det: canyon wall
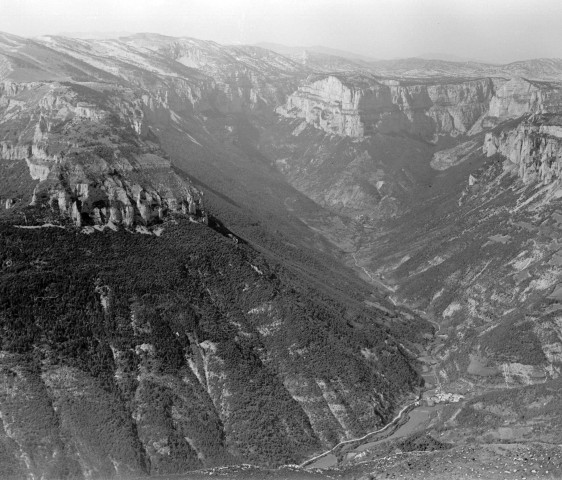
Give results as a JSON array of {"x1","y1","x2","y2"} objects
[
  {"x1": 484, "y1": 115, "x2": 562, "y2": 190},
  {"x1": 278, "y1": 75, "x2": 562, "y2": 139},
  {"x1": 0, "y1": 82, "x2": 203, "y2": 227}
]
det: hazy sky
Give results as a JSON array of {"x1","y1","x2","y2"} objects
[{"x1": 2, "y1": 0, "x2": 562, "y2": 63}]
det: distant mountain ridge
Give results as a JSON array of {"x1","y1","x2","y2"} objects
[
  {"x1": 2, "y1": 31, "x2": 562, "y2": 80},
  {"x1": 255, "y1": 42, "x2": 378, "y2": 62},
  {"x1": 255, "y1": 40, "x2": 562, "y2": 80}
]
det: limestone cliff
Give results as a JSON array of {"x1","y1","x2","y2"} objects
[
  {"x1": 484, "y1": 114, "x2": 562, "y2": 191},
  {"x1": 278, "y1": 74, "x2": 562, "y2": 138},
  {"x1": 0, "y1": 81, "x2": 203, "y2": 227}
]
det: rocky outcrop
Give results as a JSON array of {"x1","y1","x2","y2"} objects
[
  {"x1": 427, "y1": 80, "x2": 493, "y2": 135},
  {"x1": 277, "y1": 74, "x2": 377, "y2": 137},
  {"x1": 484, "y1": 114, "x2": 562, "y2": 189},
  {"x1": 0, "y1": 81, "x2": 203, "y2": 227},
  {"x1": 278, "y1": 75, "x2": 562, "y2": 138},
  {"x1": 46, "y1": 173, "x2": 199, "y2": 228}
]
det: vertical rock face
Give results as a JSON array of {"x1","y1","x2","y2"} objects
[
  {"x1": 278, "y1": 74, "x2": 562, "y2": 138},
  {"x1": 426, "y1": 79, "x2": 494, "y2": 135},
  {"x1": 277, "y1": 74, "x2": 391, "y2": 137},
  {"x1": 0, "y1": 81, "x2": 203, "y2": 227},
  {"x1": 484, "y1": 114, "x2": 562, "y2": 189},
  {"x1": 486, "y1": 78, "x2": 562, "y2": 120},
  {"x1": 488, "y1": 78, "x2": 542, "y2": 118}
]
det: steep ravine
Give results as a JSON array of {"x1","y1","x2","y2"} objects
[
  {"x1": 342, "y1": 112, "x2": 562, "y2": 450},
  {"x1": 263, "y1": 73, "x2": 562, "y2": 226},
  {"x1": 267, "y1": 72, "x2": 562, "y2": 454},
  {"x1": 0, "y1": 36, "x2": 434, "y2": 478},
  {"x1": 4, "y1": 30, "x2": 562, "y2": 478}
]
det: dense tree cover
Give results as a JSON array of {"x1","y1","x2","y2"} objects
[
  {"x1": 397, "y1": 432, "x2": 452, "y2": 452},
  {"x1": 0, "y1": 216, "x2": 428, "y2": 468},
  {"x1": 456, "y1": 405, "x2": 504, "y2": 430},
  {"x1": 454, "y1": 379, "x2": 562, "y2": 444},
  {"x1": 462, "y1": 379, "x2": 562, "y2": 422},
  {"x1": 481, "y1": 319, "x2": 547, "y2": 365}
]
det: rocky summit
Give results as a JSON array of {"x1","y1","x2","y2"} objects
[{"x1": 1, "y1": 31, "x2": 562, "y2": 480}]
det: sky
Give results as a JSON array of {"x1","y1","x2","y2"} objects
[{"x1": 1, "y1": 0, "x2": 562, "y2": 63}]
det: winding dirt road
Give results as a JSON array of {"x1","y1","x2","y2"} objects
[
  {"x1": 295, "y1": 250, "x2": 446, "y2": 470},
  {"x1": 299, "y1": 398, "x2": 421, "y2": 468}
]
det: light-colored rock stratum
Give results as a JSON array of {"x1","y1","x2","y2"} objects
[
  {"x1": 0, "y1": 81, "x2": 203, "y2": 227},
  {"x1": 278, "y1": 74, "x2": 562, "y2": 138}
]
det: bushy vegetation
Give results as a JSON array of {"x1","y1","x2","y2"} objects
[
  {"x1": 397, "y1": 431, "x2": 452, "y2": 452},
  {"x1": 468, "y1": 379, "x2": 562, "y2": 421},
  {"x1": 480, "y1": 319, "x2": 547, "y2": 365},
  {"x1": 455, "y1": 380, "x2": 562, "y2": 441},
  {"x1": 0, "y1": 216, "x2": 427, "y2": 470},
  {"x1": 456, "y1": 404, "x2": 503, "y2": 429}
]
